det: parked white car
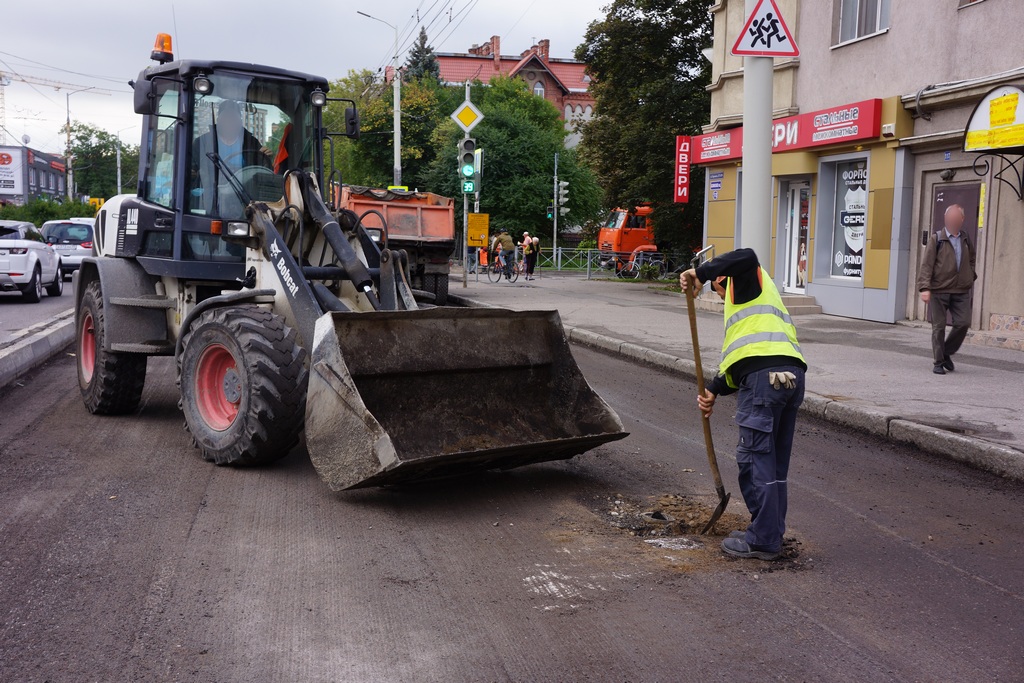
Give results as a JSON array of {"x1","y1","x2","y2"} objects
[
  {"x1": 41, "y1": 218, "x2": 94, "y2": 278},
  {"x1": 0, "y1": 220, "x2": 63, "y2": 302}
]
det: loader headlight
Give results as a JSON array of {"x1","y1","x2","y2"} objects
[
  {"x1": 194, "y1": 76, "x2": 213, "y2": 95},
  {"x1": 365, "y1": 228, "x2": 382, "y2": 243},
  {"x1": 311, "y1": 89, "x2": 327, "y2": 107},
  {"x1": 226, "y1": 221, "x2": 251, "y2": 237}
]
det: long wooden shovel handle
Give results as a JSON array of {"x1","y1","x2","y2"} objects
[{"x1": 685, "y1": 285, "x2": 727, "y2": 495}]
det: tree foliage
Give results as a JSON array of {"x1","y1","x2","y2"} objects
[
  {"x1": 0, "y1": 198, "x2": 96, "y2": 225},
  {"x1": 576, "y1": 0, "x2": 712, "y2": 250},
  {"x1": 421, "y1": 76, "x2": 603, "y2": 237},
  {"x1": 404, "y1": 28, "x2": 440, "y2": 82},
  {"x1": 66, "y1": 122, "x2": 140, "y2": 200}
]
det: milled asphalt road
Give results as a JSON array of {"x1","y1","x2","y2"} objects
[{"x1": 2, "y1": 349, "x2": 1021, "y2": 682}]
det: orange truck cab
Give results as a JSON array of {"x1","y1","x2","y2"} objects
[
  {"x1": 337, "y1": 185, "x2": 455, "y2": 304},
  {"x1": 598, "y1": 206, "x2": 656, "y2": 268}
]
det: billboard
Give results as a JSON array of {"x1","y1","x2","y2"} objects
[{"x1": 0, "y1": 147, "x2": 24, "y2": 197}]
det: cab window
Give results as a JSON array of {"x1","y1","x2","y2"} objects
[{"x1": 143, "y1": 82, "x2": 180, "y2": 208}]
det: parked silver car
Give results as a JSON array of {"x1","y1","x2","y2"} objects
[
  {"x1": 0, "y1": 220, "x2": 63, "y2": 302},
  {"x1": 41, "y1": 218, "x2": 94, "y2": 278}
]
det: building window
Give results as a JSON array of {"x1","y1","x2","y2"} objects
[
  {"x1": 836, "y1": 0, "x2": 890, "y2": 44},
  {"x1": 58, "y1": 176, "x2": 64, "y2": 192},
  {"x1": 48, "y1": 173, "x2": 55, "y2": 190},
  {"x1": 533, "y1": 81, "x2": 545, "y2": 98}
]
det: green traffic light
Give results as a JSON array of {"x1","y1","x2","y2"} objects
[{"x1": 461, "y1": 163, "x2": 475, "y2": 177}]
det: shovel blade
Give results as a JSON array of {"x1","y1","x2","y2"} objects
[{"x1": 700, "y1": 491, "x2": 731, "y2": 535}]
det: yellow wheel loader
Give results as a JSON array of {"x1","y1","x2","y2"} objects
[{"x1": 74, "y1": 35, "x2": 626, "y2": 490}]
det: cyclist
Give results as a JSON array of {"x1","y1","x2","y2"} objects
[{"x1": 491, "y1": 229, "x2": 516, "y2": 279}]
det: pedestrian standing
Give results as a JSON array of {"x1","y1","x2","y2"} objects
[
  {"x1": 917, "y1": 204, "x2": 977, "y2": 375},
  {"x1": 521, "y1": 232, "x2": 536, "y2": 280},
  {"x1": 528, "y1": 236, "x2": 541, "y2": 279},
  {"x1": 681, "y1": 248, "x2": 807, "y2": 561}
]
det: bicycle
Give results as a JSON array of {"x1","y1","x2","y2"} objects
[
  {"x1": 486, "y1": 251, "x2": 519, "y2": 283},
  {"x1": 618, "y1": 251, "x2": 667, "y2": 280}
]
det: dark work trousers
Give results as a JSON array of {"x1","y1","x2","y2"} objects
[
  {"x1": 929, "y1": 291, "x2": 971, "y2": 364},
  {"x1": 734, "y1": 366, "x2": 805, "y2": 553},
  {"x1": 526, "y1": 252, "x2": 537, "y2": 275}
]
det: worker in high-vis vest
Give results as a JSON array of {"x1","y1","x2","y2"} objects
[{"x1": 681, "y1": 248, "x2": 807, "y2": 561}]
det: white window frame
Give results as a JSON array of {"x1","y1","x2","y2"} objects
[
  {"x1": 834, "y1": 0, "x2": 891, "y2": 46},
  {"x1": 533, "y1": 81, "x2": 545, "y2": 98}
]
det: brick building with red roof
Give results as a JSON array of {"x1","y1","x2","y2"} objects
[{"x1": 435, "y1": 36, "x2": 594, "y2": 147}]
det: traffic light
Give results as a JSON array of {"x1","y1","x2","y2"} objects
[
  {"x1": 458, "y1": 138, "x2": 476, "y2": 180},
  {"x1": 546, "y1": 205, "x2": 554, "y2": 219},
  {"x1": 557, "y1": 180, "x2": 569, "y2": 207}
]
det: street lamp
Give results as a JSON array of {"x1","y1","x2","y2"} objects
[
  {"x1": 357, "y1": 10, "x2": 402, "y2": 187},
  {"x1": 115, "y1": 125, "x2": 135, "y2": 195},
  {"x1": 65, "y1": 86, "x2": 95, "y2": 200}
]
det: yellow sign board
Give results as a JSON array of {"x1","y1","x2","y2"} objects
[
  {"x1": 964, "y1": 86, "x2": 1024, "y2": 153},
  {"x1": 451, "y1": 100, "x2": 484, "y2": 134},
  {"x1": 467, "y1": 213, "x2": 489, "y2": 247}
]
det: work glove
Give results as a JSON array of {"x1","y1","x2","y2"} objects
[{"x1": 769, "y1": 371, "x2": 797, "y2": 390}]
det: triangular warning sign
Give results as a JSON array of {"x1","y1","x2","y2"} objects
[{"x1": 731, "y1": 0, "x2": 799, "y2": 57}]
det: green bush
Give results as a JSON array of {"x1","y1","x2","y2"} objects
[
  {"x1": 0, "y1": 199, "x2": 96, "y2": 227},
  {"x1": 638, "y1": 263, "x2": 662, "y2": 280}
]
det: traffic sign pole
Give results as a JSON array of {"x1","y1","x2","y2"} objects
[{"x1": 732, "y1": 0, "x2": 799, "y2": 268}]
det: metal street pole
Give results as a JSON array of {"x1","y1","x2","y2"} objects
[
  {"x1": 741, "y1": 0, "x2": 773, "y2": 265},
  {"x1": 357, "y1": 11, "x2": 401, "y2": 186},
  {"x1": 65, "y1": 86, "x2": 95, "y2": 200},
  {"x1": 462, "y1": 81, "x2": 470, "y2": 289},
  {"x1": 553, "y1": 152, "x2": 559, "y2": 270}
]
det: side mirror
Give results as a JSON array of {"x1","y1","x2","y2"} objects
[
  {"x1": 133, "y1": 79, "x2": 156, "y2": 115},
  {"x1": 345, "y1": 106, "x2": 360, "y2": 139}
]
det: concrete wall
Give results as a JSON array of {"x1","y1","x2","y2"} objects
[{"x1": 794, "y1": 0, "x2": 1024, "y2": 112}]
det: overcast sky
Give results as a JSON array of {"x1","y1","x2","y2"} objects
[{"x1": 1, "y1": 0, "x2": 607, "y2": 154}]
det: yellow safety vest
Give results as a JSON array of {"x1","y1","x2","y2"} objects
[{"x1": 720, "y1": 267, "x2": 805, "y2": 388}]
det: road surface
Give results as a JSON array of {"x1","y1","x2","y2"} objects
[
  {"x1": 0, "y1": 287, "x2": 72, "y2": 345},
  {"x1": 1, "y1": 346, "x2": 1021, "y2": 682}
]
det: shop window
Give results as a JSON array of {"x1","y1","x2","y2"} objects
[
  {"x1": 835, "y1": 0, "x2": 890, "y2": 44},
  {"x1": 827, "y1": 158, "x2": 868, "y2": 279}
]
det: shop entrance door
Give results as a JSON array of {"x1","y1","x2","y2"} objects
[{"x1": 783, "y1": 183, "x2": 811, "y2": 293}]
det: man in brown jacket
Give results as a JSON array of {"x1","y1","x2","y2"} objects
[{"x1": 917, "y1": 204, "x2": 977, "y2": 375}]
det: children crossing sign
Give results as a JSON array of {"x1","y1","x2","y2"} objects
[{"x1": 731, "y1": 0, "x2": 799, "y2": 57}]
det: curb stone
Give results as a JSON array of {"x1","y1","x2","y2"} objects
[
  {"x1": 0, "y1": 311, "x2": 76, "y2": 390},
  {"x1": 452, "y1": 293, "x2": 1024, "y2": 482}
]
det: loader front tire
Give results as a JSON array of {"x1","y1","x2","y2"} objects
[
  {"x1": 178, "y1": 305, "x2": 307, "y2": 466},
  {"x1": 77, "y1": 280, "x2": 148, "y2": 414}
]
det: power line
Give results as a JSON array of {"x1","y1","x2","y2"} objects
[
  {"x1": 0, "y1": 50, "x2": 127, "y2": 85},
  {"x1": 433, "y1": 0, "x2": 482, "y2": 52}
]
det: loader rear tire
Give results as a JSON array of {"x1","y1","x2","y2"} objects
[
  {"x1": 77, "y1": 280, "x2": 148, "y2": 414},
  {"x1": 178, "y1": 305, "x2": 307, "y2": 466}
]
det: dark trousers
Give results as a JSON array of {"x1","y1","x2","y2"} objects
[
  {"x1": 928, "y1": 291, "x2": 971, "y2": 364},
  {"x1": 526, "y1": 253, "x2": 537, "y2": 275},
  {"x1": 734, "y1": 366, "x2": 805, "y2": 553}
]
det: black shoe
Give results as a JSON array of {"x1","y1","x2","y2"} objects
[
  {"x1": 721, "y1": 537, "x2": 780, "y2": 561},
  {"x1": 933, "y1": 364, "x2": 946, "y2": 375},
  {"x1": 942, "y1": 357, "x2": 955, "y2": 372}
]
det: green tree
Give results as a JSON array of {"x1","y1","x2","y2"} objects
[
  {"x1": 404, "y1": 28, "x2": 440, "y2": 82},
  {"x1": 422, "y1": 76, "x2": 603, "y2": 237},
  {"x1": 323, "y1": 69, "x2": 378, "y2": 185},
  {"x1": 576, "y1": 0, "x2": 712, "y2": 250},
  {"x1": 65, "y1": 122, "x2": 140, "y2": 200}
]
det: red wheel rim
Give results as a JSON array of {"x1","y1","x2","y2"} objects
[
  {"x1": 195, "y1": 343, "x2": 241, "y2": 431},
  {"x1": 80, "y1": 311, "x2": 96, "y2": 383}
]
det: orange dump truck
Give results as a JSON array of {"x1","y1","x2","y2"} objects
[
  {"x1": 598, "y1": 205, "x2": 656, "y2": 270},
  {"x1": 339, "y1": 186, "x2": 456, "y2": 304}
]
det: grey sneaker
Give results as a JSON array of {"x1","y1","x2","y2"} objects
[
  {"x1": 933, "y1": 364, "x2": 946, "y2": 375},
  {"x1": 728, "y1": 530, "x2": 746, "y2": 540},
  {"x1": 721, "y1": 537, "x2": 780, "y2": 561}
]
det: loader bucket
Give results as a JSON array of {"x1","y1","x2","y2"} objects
[{"x1": 304, "y1": 308, "x2": 628, "y2": 490}]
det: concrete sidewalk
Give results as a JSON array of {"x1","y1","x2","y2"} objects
[{"x1": 451, "y1": 270, "x2": 1024, "y2": 478}]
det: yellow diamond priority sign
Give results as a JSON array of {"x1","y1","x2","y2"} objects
[{"x1": 451, "y1": 100, "x2": 484, "y2": 134}]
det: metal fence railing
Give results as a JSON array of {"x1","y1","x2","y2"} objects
[{"x1": 457, "y1": 247, "x2": 695, "y2": 282}]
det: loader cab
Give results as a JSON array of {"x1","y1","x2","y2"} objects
[{"x1": 126, "y1": 51, "x2": 331, "y2": 281}]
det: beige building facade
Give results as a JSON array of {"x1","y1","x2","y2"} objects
[{"x1": 697, "y1": 0, "x2": 1024, "y2": 333}]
